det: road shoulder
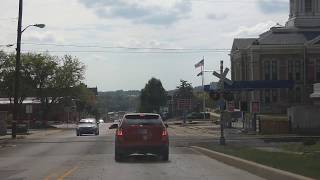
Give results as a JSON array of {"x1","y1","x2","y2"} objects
[{"x1": 191, "y1": 146, "x2": 313, "y2": 180}]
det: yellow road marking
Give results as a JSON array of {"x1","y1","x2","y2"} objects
[{"x1": 56, "y1": 166, "x2": 79, "y2": 180}]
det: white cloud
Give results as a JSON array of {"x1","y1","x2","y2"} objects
[
  {"x1": 78, "y1": 0, "x2": 192, "y2": 25},
  {"x1": 23, "y1": 31, "x2": 64, "y2": 44},
  {"x1": 0, "y1": 0, "x2": 292, "y2": 91},
  {"x1": 226, "y1": 21, "x2": 276, "y2": 37}
]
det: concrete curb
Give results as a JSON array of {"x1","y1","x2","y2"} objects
[{"x1": 190, "y1": 146, "x2": 314, "y2": 180}]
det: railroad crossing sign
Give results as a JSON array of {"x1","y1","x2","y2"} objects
[{"x1": 213, "y1": 68, "x2": 233, "y2": 88}]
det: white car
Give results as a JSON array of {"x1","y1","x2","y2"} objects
[
  {"x1": 76, "y1": 118, "x2": 99, "y2": 136},
  {"x1": 99, "y1": 119, "x2": 104, "y2": 123}
]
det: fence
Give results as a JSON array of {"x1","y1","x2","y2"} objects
[{"x1": 226, "y1": 112, "x2": 289, "y2": 135}]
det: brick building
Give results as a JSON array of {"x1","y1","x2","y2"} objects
[{"x1": 230, "y1": 0, "x2": 320, "y2": 113}]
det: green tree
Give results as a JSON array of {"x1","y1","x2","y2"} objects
[
  {"x1": 139, "y1": 78, "x2": 167, "y2": 113},
  {"x1": 175, "y1": 79, "x2": 193, "y2": 99},
  {"x1": 72, "y1": 84, "x2": 97, "y2": 118},
  {"x1": 0, "y1": 53, "x2": 34, "y2": 104},
  {"x1": 0, "y1": 52, "x2": 90, "y2": 121}
]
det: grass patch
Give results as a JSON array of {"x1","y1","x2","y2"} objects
[
  {"x1": 200, "y1": 143, "x2": 320, "y2": 179},
  {"x1": 281, "y1": 142, "x2": 320, "y2": 154}
]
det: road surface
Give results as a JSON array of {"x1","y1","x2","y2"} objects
[{"x1": 0, "y1": 123, "x2": 264, "y2": 180}]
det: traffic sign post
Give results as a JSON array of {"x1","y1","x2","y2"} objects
[{"x1": 213, "y1": 60, "x2": 233, "y2": 145}]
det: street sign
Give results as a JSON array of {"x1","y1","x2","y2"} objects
[
  {"x1": 230, "y1": 111, "x2": 243, "y2": 119},
  {"x1": 227, "y1": 101, "x2": 235, "y2": 112}
]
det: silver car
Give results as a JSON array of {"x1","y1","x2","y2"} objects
[{"x1": 76, "y1": 118, "x2": 99, "y2": 136}]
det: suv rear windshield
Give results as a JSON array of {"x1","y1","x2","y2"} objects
[
  {"x1": 123, "y1": 115, "x2": 162, "y2": 125},
  {"x1": 79, "y1": 119, "x2": 96, "y2": 124}
]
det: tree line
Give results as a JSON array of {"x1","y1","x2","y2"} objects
[{"x1": 0, "y1": 51, "x2": 96, "y2": 121}]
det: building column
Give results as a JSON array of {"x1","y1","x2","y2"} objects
[
  {"x1": 250, "y1": 51, "x2": 261, "y2": 102},
  {"x1": 316, "y1": 0, "x2": 320, "y2": 15}
]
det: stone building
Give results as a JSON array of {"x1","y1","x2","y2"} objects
[{"x1": 230, "y1": 0, "x2": 320, "y2": 113}]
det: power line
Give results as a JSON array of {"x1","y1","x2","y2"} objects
[
  {"x1": 22, "y1": 42, "x2": 231, "y2": 51},
  {"x1": 21, "y1": 49, "x2": 229, "y2": 54}
]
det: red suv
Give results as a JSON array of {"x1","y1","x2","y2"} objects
[{"x1": 109, "y1": 113, "x2": 169, "y2": 161}]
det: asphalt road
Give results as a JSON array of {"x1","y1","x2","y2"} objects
[{"x1": 0, "y1": 123, "x2": 264, "y2": 180}]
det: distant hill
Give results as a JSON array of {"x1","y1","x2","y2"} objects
[
  {"x1": 97, "y1": 90, "x2": 140, "y2": 115},
  {"x1": 98, "y1": 90, "x2": 140, "y2": 97}
]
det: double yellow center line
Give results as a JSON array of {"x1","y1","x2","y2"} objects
[{"x1": 44, "y1": 166, "x2": 79, "y2": 180}]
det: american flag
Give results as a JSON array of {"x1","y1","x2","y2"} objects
[{"x1": 194, "y1": 59, "x2": 204, "y2": 69}]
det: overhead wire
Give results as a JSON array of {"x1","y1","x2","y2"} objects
[
  {"x1": 21, "y1": 50, "x2": 229, "y2": 54},
  {"x1": 20, "y1": 42, "x2": 231, "y2": 54},
  {"x1": 22, "y1": 42, "x2": 230, "y2": 51}
]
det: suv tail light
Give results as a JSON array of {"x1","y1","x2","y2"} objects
[
  {"x1": 162, "y1": 130, "x2": 168, "y2": 136},
  {"x1": 162, "y1": 129, "x2": 168, "y2": 141},
  {"x1": 116, "y1": 129, "x2": 123, "y2": 136}
]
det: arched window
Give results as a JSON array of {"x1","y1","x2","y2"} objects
[{"x1": 305, "y1": 0, "x2": 312, "y2": 13}]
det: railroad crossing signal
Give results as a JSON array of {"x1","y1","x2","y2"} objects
[
  {"x1": 213, "y1": 68, "x2": 233, "y2": 88},
  {"x1": 213, "y1": 60, "x2": 233, "y2": 146}
]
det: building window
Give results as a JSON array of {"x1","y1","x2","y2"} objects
[
  {"x1": 264, "y1": 60, "x2": 277, "y2": 80},
  {"x1": 296, "y1": 87, "x2": 301, "y2": 103},
  {"x1": 288, "y1": 60, "x2": 294, "y2": 80},
  {"x1": 307, "y1": 60, "x2": 315, "y2": 82},
  {"x1": 264, "y1": 61, "x2": 271, "y2": 80},
  {"x1": 288, "y1": 89, "x2": 294, "y2": 103},
  {"x1": 271, "y1": 60, "x2": 278, "y2": 80},
  {"x1": 265, "y1": 89, "x2": 271, "y2": 104},
  {"x1": 272, "y1": 89, "x2": 278, "y2": 102},
  {"x1": 316, "y1": 59, "x2": 320, "y2": 81},
  {"x1": 305, "y1": 0, "x2": 312, "y2": 13},
  {"x1": 295, "y1": 60, "x2": 301, "y2": 81}
]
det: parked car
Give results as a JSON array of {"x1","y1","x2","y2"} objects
[
  {"x1": 160, "y1": 112, "x2": 169, "y2": 121},
  {"x1": 109, "y1": 113, "x2": 169, "y2": 161},
  {"x1": 76, "y1": 118, "x2": 99, "y2": 136},
  {"x1": 186, "y1": 112, "x2": 210, "y2": 119}
]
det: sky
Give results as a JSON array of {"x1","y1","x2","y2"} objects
[{"x1": 0, "y1": 0, "x2": 289, "y2": 91}]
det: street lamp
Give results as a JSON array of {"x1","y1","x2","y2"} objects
[
  {"x1": 22, "y1": 24, "x2": 45, "y2": 33},
  {"x1": 12, "y1": 0, "x2": 45, "y2": 139}
]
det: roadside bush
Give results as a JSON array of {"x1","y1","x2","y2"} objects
[{"x1": 302, "y1": 139, "x2": 317, "y2": 146}]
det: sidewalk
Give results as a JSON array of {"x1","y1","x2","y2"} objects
[{"x1": 0, "y1": 128, "x2": 65, "y2": 143}]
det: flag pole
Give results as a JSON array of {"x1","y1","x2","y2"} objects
[{"x1": 202, "y1": 56, "x2": 206, "y2": 120}]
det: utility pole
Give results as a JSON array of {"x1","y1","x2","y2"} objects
[
  {"x1": 202, "y1": 56, "x2": 206, "y2": 121},
  {"x1": 13, "y1": 0, "x2": 23, "y2": 139},
  {"x1": 219, "y1": 60, "x2": 226, "y2": 145}
]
